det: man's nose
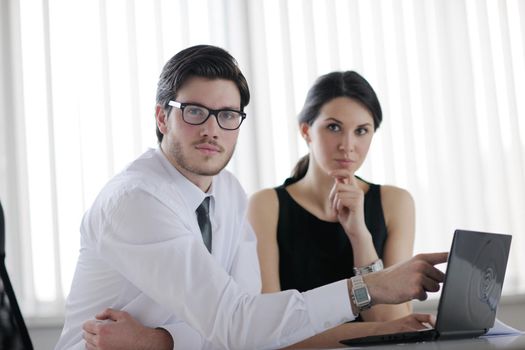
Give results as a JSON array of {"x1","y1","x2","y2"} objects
[{"x1": 199, "y1": 114, "x2": 220, "y2": 138}]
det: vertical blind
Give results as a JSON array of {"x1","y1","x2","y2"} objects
[{"x1": 0, "y1": 0, "x2": 524, "y2": 318}]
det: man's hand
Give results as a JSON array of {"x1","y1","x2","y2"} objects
[
  {"x1": 363, "y1": 252, "x2": 448, "y2": 305},
  {"x1": 82, "y1": 308, "x2": 173, "y2": 350},
  {"x1": 375, "y1": 313, "x2": 435, "y2": 335}
]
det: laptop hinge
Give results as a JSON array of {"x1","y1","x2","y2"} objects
[{"x1": 439, "y1": 329, "x2": 487, "y2": 340}]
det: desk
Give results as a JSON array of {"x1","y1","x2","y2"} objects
[{"x1": 333, "y1": 334, "x2": 525, "y2": 349}]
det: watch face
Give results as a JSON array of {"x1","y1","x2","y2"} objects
[{"x1": 354, "y1": 287, "x2": 369, "y2": 303}]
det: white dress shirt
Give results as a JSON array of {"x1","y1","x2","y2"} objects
[{"x1": 55, "y1": 148, "x2": 355, "y2": 350}]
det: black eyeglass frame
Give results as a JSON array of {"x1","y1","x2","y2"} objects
[{"x1": 167, "y1": 100, "x2": 246, "y2": 130}]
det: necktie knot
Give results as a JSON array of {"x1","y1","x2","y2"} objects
[
  {"x1": 196, "y1": 197, "x2": 212, "y2": 253},
  {"x1": 196, "y1": 196, "x2": 210, "y2": 216}
]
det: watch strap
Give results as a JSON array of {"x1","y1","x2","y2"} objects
[{"x1": 353, "y1": 258, "x2": 384, "y2": 276}]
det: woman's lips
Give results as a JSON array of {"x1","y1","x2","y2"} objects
[{"x1": 335, "y1": 159, "x2": 356, "y2": 167}]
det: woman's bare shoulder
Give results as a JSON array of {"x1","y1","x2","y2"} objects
[
  {"x1": 249, "y1": 188, "x2": 279, "y2": 208},
  {"x1": 380, "y1": 185, "x2": 413, "y2": 204}
]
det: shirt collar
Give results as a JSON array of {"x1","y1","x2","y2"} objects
[{"x1": 155, "y1": 146, "x2": 215, "y2": 212}]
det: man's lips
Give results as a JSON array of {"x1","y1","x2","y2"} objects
[{"x1": 195, "y1": 143, "x2": 222, "y2": 154}]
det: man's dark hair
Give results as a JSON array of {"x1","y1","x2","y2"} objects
[{"x1": 155, "y1": 45, "x2": 250, "y2": 143}]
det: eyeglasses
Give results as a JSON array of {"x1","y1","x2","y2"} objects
[{"x1": 168, "y1": 101, "x2": 246, "y2": 130}]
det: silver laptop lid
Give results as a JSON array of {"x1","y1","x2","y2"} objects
[{"x1": 435, "y1": 230, "x2": 512, "y2": 335}]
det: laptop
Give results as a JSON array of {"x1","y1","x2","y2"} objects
[{"x1": 340, "y1": 229, "x2": 512, "y2": 347}]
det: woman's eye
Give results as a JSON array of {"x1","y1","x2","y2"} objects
[
  {"x1": 356, "y1": 127, "x2": 369, "y2": 135},
  {"x1": 327, "y1": 123, "x2": 341, "y2": 132}
]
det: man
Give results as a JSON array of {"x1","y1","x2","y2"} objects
[{"x1": 56, "y1": 45, "x2": 446, "y2": 350}]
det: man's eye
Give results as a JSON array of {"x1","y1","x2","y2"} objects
[
  {"x1": 220, "y1": 111, "x2": 238, "y2": 120},
  {"x1": 187, "y1": 107, "x2": 206, "y2": 116}
]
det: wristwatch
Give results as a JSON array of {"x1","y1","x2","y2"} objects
[
  {"x1": 353, "y1": 259, "x2": 384, "y2": 276},
  {"x1": 351, "y1": 275, "x2": 372, "y2": 312}
]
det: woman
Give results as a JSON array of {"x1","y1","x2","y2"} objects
[{"x1": 248, "y1": 71, "x2": 430, "y2": 348}]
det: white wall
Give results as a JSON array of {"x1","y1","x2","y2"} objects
[{"x1": 28, "y1": 324, "x2": 61, "y2": 350}]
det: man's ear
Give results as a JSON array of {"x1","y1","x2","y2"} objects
[
  {"x1": 300, "y1": 122, "x2": 311, "y2": 143},
  {"x1": 156, "y1": 104, "x2": 168, "y2": 135}
]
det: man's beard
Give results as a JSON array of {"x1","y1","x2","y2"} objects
[{"x1": 169, "y1": 139, "x2": 235, "y2": 176}]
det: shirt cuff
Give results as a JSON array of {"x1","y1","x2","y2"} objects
[
  {"x1": 302, "y1": 279, "x2": 357, "y2": 334},
  {"x1": 160, "y1": 322, "x2": 204, "y2": 350}
]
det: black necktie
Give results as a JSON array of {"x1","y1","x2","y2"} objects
[{"x1": 196, "y1": 197, "x2": 212, "y2": 253}]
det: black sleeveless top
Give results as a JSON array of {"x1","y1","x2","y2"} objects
[{"x1": 275, "y1": 178, "x2": 388, "y2": 293}]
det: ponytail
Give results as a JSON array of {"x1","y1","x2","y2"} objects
[{"x1": 290, "y1": 154, "x2": 309, "y2": 182}]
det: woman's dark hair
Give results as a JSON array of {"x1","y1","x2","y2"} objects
[
  {"x1": 291, "y1": 71, "x2": 382, "y2": 181},
  {"x1": 155, "y1": 45, "x2": 250, "y2": 143}
]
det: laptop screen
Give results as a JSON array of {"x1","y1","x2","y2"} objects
[{"x1": 435, "y1": 230, "x2": 512, "y2": 334}]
